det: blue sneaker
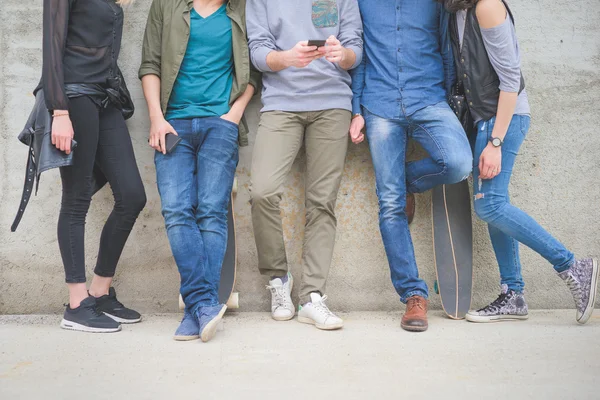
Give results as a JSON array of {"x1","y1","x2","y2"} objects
[
  {"x1": 174, "y1": 311, "x2": 200, "y2": 341},
  {"x1": 196, "y1": 304, "x2": 227, "y2": 342}
]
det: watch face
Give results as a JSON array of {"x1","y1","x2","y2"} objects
[{"x1": 492, "y1": 138, "x2": 502, "y2": 147}]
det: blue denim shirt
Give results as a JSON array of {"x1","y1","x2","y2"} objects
[{"x1": 351, "y1": 0, "x2": 456, "y2": 118}]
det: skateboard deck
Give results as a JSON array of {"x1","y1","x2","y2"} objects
[
  {"x1": 178, "y1": 179, "x2": 239, "y2": 311},
  {"x1": 432, "y1": 180, "x2": 473, "y2": 320}
]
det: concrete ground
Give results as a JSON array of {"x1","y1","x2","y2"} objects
[{"x1": 1, "y1": 311, "x2": 599, "y2": 400}]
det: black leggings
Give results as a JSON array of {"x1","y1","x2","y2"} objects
[{"x1": 59, "y1": 96, "x2": 146, "y2": 283}]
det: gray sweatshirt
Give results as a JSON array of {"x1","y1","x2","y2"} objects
[{"x1": 246, "y1": 0, "x2": 363, "y2": 113}]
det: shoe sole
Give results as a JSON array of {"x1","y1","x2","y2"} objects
[
  {"x1": 400, "y1": 322, "x2": 428, "y2": 332},
  {"x1": 297, "y1": 316, "x2": 343, "y2": 330},
  {"x1": 465, "y1": 313, "x2": 529, "y2": 323},
  {"x1": 60, "y1": 319, "x2": 121, "y2": 333},
  {"x1": 103, "y1": 313, "x2": 142, "y2": 324},
  {"x1": 578, "y1": 258, "x2": 599, "y2": 325},
  {"x1": 173, "y1": 334, "x2": 200, "y2": 342},
  {"x1": 271, "y1": 275, "x2": 295, "y2": 322},
  {"x1": 200, "y1": 305, "x2": 228, "y2": 342}
]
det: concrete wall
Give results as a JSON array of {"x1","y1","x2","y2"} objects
[{"x1": 1, "y1": 1, "x2": 599, "y2": 314}]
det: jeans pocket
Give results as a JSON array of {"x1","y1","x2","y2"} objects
[{"x1": 312, "y1": 0, "x2": 339, "y2": 28}]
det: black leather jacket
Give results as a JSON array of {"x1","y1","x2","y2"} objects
[{"x1": 449, "y1": 0, "x2": 525, "y2": 123}]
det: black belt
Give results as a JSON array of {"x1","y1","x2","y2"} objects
[{"x1": 11, "y1": 130, "x2": 38, "y2": 232}]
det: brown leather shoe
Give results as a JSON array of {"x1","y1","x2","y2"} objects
[
  {"x1": 406, "y1": 193, "x2": 416, "y2": 225},
  {"x1": 401, "y1": 296, "x2": 428, "y2": 332}
]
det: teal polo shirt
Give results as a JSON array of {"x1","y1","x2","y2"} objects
[{"x1": 166, "y1": 5, "x2": 234, "y2": 120}]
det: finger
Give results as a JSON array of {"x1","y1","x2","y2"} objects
[
  {"x1": 65, "y1": 138, "x2": 71, "y2": 155},
  {"x1": 59, "y1": 136, "x2": 67, "y2": 152},
  {"x1": 159, "y1": 133, "x2": 167, "y2": 155},
  {"x1": 299, "y1": 45, "x2": 318, "y2": 53},
  {"x1": 478, "y1": 157, "x2": 484, "y2": 177},
  {"x1": 167, "y1": 124, "x2": 178, "y2": 136},
  {"x1": 52, "y1": 132, "x2": 56, "y2": 146},
  {"x1": 358, "y1": 134, "x2": 365, "y2": 143}
]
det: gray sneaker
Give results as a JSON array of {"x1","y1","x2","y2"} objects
[
  {"x1": 466, "y1": 284, "x2": 528, "y2": 323},
  {"x1": 558, "y1": 258, "x2": 599, "y2": 324}
]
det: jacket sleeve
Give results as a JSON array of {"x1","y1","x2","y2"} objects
[
  {"x1": 246, "y1": 0, "x2": 277, "y2": 73},
  {"x1": 139, "y1": 0, "x2": 163, "y2": 79},
  {"x1": 42, "y1": 0, "x2": 72, "y2": 112},
  {"x1": 338, "y1": 0, "x2": 363, "y2": 70},
  {"x1": 439, "y1": 7, "x2": 456, "y2": 97}
]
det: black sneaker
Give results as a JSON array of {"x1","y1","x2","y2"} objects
[
  {"x1": 60, "y1": 296, "x2": 121, "y2": 333},
  {"x1": 95, "y1": 287, "x2": 142, "y2": 324}
]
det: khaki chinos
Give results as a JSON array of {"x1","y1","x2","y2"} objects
[{"x1": 250, "y1": 109, "x2": 351, "y2": 304}]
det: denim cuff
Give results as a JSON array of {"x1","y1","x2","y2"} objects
[{"x1": 400, "y1": 290, "x2": 429, "y2": 304}]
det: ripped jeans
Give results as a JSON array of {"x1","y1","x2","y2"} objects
[{"x1": 473, "y1": 115, "x2": 574, "y2": 292}]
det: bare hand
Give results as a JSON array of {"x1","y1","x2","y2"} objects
[
  {"x1": 51, "y1": 114, "x2": 75, "y2": 155},
  {"x1": 349, "y1": 115, "x2": 365, "y2": 144},
  {"x1": 321, "y1": 35, "x2": 346, "y2": 64},
  {"x1": 149, "y1": 116, "x2": 178, "y2": 155},
  {"x1": 220, "y1": 111, "x2": 242, "y2": 126},
  {"x1": 284, "y1": 41, "x2": 322, "y2": 68},
  {"x1": 479, "y1": 144, "x2": 502, "y2": 179}
]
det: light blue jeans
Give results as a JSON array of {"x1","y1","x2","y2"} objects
[
  {"x1": 364, "y1": 102, "x2": 472, "y2": 302},
  {"x1": 155, "y1": 117, "x2": 239, "y2": 315},
  {"x1": 473, "y1": 115, "x2": 574, "y2": 292}
]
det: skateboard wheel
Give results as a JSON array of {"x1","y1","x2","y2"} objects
[
  {"x1": 232, "y1": 177, "x2": 238, "y2": 195},
  {"x1": 226, "y1": 292, "x2": 239, "y2": 309},
  {"x1": 178, "y1": 294, "x2": 185, "y2": 311},
  {"x1": 434, "y1": 280, "x2": 439, "y2": 295}
]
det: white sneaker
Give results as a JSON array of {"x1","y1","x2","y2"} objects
[
  {"x1": 267, "y1": 272, "x2": 294, "y2": 321},
  {"x1": 297, "y1": 293, "x2": 343, "y2": 330}
]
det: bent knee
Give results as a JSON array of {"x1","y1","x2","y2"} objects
[
  {"x1": 474, "y1": 197, "x2": 505, "y2": 223},
  {"x1": 119, "y1": 190, "x2": 147, "y2": 216},
  {"x1": 444, "y1": 156, "x2": 472, "y2": 184},
  {"x1": 249, "y1": 180, "x2": 282, "y2": 205}
]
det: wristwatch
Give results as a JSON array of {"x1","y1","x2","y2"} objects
[{"x1": 490, "y1": 137, "x2": 503, "y2": 147}]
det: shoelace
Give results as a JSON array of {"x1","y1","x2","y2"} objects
[
  {"x1": 407, "y1": 297, "x2": 425, "y2": 312},
  {"x1": 477, "y1": 292, "x2": 509, "y2": 313},
  {"x1": 564, "y1": 274, "x2": 583, "y2": 309},
  {"x1": 312, "y1": 295, "x2": 335, "y2": 317},
  {"x1": 105, "y1": 296, "x2": 125, "y2": 310},
  {"x1": 266, "y1": 285, "x2": 292, "y2": 310},
  {"x1": 84, "y1": 302, "x2": 105, "y2": 318},
  {"x1": 64, "y1": 301, "x2": 104, "y2": 317}
]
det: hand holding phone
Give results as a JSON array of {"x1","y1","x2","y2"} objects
[
  {"x1": 307, "y1": 39, "x2": 327, "y2": 48},
  {"x1": 284, "y1": 41, "x2": 323, "y2": 68}
]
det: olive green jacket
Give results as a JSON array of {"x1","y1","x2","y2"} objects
[{"x1": 139, "y1": 0, "x2": 260, "y2": 146}]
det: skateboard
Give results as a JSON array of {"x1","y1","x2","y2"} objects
[
  {"x1": 431, "y1": 180, "x2": 473, "y2": 319},
  {"x1": 178, "y1": 178, "x2": 239, "y2": 311}
]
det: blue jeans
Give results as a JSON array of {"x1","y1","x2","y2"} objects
[
  {"x1": 473, "y1": 115, "x2": 574, "y2": 292},
  {"x1": 155, "y1": 117, "x2": 239, "y2": 315},
  {"x1": 364, "y1": 102, "x2": 472, "y2": 302}
]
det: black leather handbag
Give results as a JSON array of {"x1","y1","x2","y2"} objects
[{"x1": 449, "y1": 81, "x2": 476, "y2": 149}]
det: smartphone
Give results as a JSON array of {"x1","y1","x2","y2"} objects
[
  {"x1": 307, "y1": 39, "x2": 326, "y2": 48},
  {"x1": 164, "y1": 133, "x2": 182, "y2": 154},
  {"x1": 147, "y1": 133, "x2": 182, "y2": 154}
]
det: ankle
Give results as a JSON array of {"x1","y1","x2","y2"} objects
[{"x1": 89, "y1": 275, "x2": 112, "y2": 297}]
